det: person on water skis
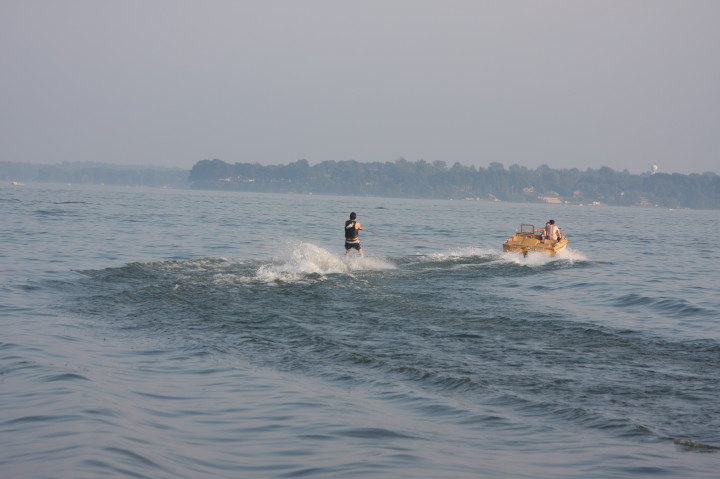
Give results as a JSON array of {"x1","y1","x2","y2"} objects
[{"x1": 344, "y1": 212, "x2": 364, "y2": 257}]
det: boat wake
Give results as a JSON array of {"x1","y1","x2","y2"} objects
[
  {"x1": 75, "y1": 242, "x2": 589, "y2": 291},
  {"x1": 255, "y1": 242, "x2": 397, "y2": 283},
  {"x1": 500, "y1": 246, "x2": 588, "y2": 266}
]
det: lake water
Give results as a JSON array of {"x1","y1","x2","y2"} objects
[{"x1": 1, "y1": 183, "x2": 719, "y2": 478}]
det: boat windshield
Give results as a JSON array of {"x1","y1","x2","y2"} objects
[{"x1": 518, "y1": 224, "x2": 535, "y2": 235}]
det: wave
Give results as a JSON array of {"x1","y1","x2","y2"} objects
[
  {"x1": 611, "y1": 293, "x2": 715, "y2": 319},
  {"x1": 672, "y1": 438, "x2": 720, "y2": 451},
  {"x1": 495, "y1": 247, "x2": 588, "y2": 271},
  {"x1": 76, "y1": 243, "x2": 400, "y2": 288},
  {"x1": 64, "y1": 244, "x2": 720, "y2": 456},
  {"x1": 255, "y1": 242, "x2": 397, "y2": 283},
  {"x1": 76, "y1": 242, "x2": 593, "y2": 290}
]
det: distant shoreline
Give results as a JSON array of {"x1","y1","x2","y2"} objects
[{"x1": 3, "y1": 159, "x2": 718, "y2": 210}]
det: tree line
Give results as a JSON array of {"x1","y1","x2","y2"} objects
[
  {"x1": 4, "y1": 159, "x2": 718, "y2": 209},
  {"x1": 189, "y1": 158, "x2": 720, "y2": 209}
]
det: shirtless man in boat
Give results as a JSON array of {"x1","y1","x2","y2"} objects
[{"x1": 540, "y1": 220, "x2": 562, "y2": 243}]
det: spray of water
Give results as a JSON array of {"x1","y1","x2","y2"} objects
[
  {"x1": 255, "y1": 242, "x2": 396, "y2": 282},
  {"x1": 500, "y1": 247, "x2": 588, "y2": 266}
]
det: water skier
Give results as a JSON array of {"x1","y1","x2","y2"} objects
[{"x1": 344, "y1": 212, "x2": 364, "y2": 257}]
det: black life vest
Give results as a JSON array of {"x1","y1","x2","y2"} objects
[{"x1": 345, "y1": 220, "x2": 359, "y2": 240}]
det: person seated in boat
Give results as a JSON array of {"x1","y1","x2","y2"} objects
[{"x1": 540, "y1": 219, "x2": 562, "y2": 243}]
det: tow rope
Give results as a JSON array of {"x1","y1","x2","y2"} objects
[{"x1": 364, "y1": 230, "x2": 478, "y2": 249}]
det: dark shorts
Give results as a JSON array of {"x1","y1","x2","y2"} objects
[{"x1": 345, "y1": 242, "x2": 361, "y2": 250}]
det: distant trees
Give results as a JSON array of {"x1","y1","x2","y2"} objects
[
  {"x1": 3, "y1": 159, "x2": 717, "y2": 209},
  {"x1": 188, "y1": 159, "x2": 720, "y2": 209}
]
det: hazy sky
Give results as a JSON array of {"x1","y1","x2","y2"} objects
[{"x1": 2, "y1": 1, "x2": 718, "y2": 174}]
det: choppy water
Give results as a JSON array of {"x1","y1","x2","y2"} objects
[{"x1": 1, "y1": 183, "x2": 719, "y2": 478}]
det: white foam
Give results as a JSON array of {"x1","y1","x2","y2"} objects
[
  {"x1": 554, "y1": 247, "x2": 588, "y2": 262},
  {"x1": 415, "y1": 246, "x2": 496, "y2": 262},
  {"x1": 344, "y1": 255, "x2": 397, "y2": 272},
  {"x1": 500, "y1": 246, "x2": 588, "y2": 266},
  {"x1": 255, "y1": 242, "x2": 395, "y2": 283},
  {"x1": 500, "y1": 250, "x2": 546, "y2": 266}
]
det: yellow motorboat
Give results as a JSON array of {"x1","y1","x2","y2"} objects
[{"x1": 502, "y1": 224, "x2": 567, "y2": 257}]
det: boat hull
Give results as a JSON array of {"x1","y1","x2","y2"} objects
[{"x1": 502, "y1": 233, "x2": 567, "y2": 257}]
